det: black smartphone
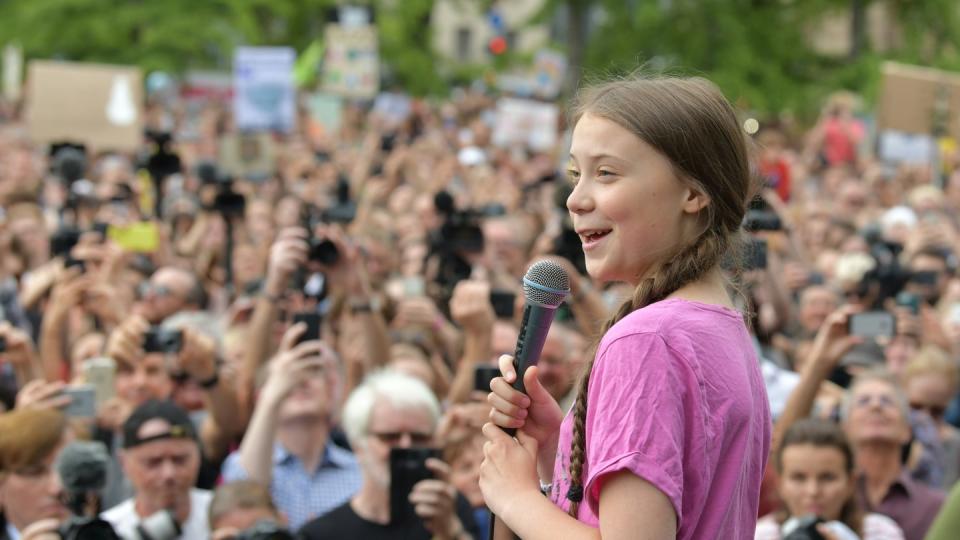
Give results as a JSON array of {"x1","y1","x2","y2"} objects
[
  {"x1": 743, "y1": 210, "x2": 782, "y2": 232},
  {"x1": 0, "y1": 336, "x2": 6, "y2": 352},
  {"x1": 389, "y1": 447, "x2": 441, "y2": 526},
  {"x1": 64, "y1": 255, "x2": 86, "y2": 273},
  {"x1": 293, "y1": 312, "x2": 323, "y2": 345},
  {"x1": 744, "y1": 238, "x2": 768, "y2": 271},
  {"x1": 895, "y1": 291, "x2": 921, "y2": 315},
  {"x1": 848, "y1": 311, "x2": 896, "y2": 339},
  {"x1": 489, "y1": 290, "x2": 516, "y2": 320},
  {"x1": 474, "y1": 365, "x2": 500, "y2": 393},
  {"x1": 909, "y1": 270, "x2": 939, "y2": 286},
  {"x1": 143, "y1": 328, "x2": 184, "y2": 354}
]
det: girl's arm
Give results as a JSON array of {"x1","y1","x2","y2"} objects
[{"x1": 497, "y1": 471, "x2": 676, "y2": 540}]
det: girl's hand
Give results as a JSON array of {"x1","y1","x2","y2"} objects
[
  {"x1": 479, "y1": 423, "x2": 541, "y2": 518},
  {"x1": 487, "y1": 354, "x2": 563, "y2": 446}
]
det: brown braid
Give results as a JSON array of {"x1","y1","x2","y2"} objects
[{"x1": 566, "y1": 231, "x2": 730, "y2": 516}]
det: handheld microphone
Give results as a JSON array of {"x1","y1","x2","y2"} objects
[
  {"x1": 56, "y1": 440, "x2": 110, "y2": 515},
  {"x1": 505, "y1": 260, "x2": 570, "y2": 436}
]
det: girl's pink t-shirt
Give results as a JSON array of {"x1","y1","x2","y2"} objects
[{"x1": 549, "y1": 298, "x2": 771, "y2": 538}]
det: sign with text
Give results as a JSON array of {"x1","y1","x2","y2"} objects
[
  {"x1": 25, "y1": 60, "x2": 143, "y2": 151},
  {"x1": 322, "y1": 24, "x2": 379, "y2": 99},
  {"x1": 234, "y1": 47, "x2": 296, "y2": 133},
  {"x1": 492, "y1": 97, "x2": 559, "y2": 152},
  {"x1": 878, "y1": 62, "x2": 960, "y2": 140}
]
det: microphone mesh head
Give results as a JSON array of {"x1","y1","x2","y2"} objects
[{"x1": 523, "y1": 260, "x2": 571, "y2": 307}]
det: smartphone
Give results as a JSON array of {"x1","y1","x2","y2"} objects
[
  {"x1": 848, "y1": 311, "x2": 896, "y2": 339},
  {"x1": 489, "y1": 290, "x2": 517, "y2": 319},
  {"x1": 107, "y1": 222, "x2": 160, "y2": 253},
  {"x1": 474, "y1": 365, "x2": 500, "y2": 393},
  {"x1": 62, "y1": 385, "x2": 96, "y2": 418},
  {"x1": 909, "y1": 270, "x2": 939, "y2": 286},
  {"x1": 64, "y1": 255, "x2": 86, "y2": 273},
  {"x1": 744, "y1": 238, "x2": 768, "y2": 271},
  {"x1": 82, "y1": 357, "x2": 116, "y2": 408},
  {"x1": 895, "y1": 291, "x2": 921, "y2": 316},
  {"x1": 143, "y1": 328, "x2": 184, "y2": 354},
  {"x1": 743, "y1": 210, "x2": 782, "y2": 232},
  {"x1": 293, "y1": 312, "x2": 323, "y2": 345},
  {"x1": 402, "y1": 276, "x2": 425, "y2": 298},
  {"x1": 389, "y1": 447, "x2": 441, "y2": 526}
]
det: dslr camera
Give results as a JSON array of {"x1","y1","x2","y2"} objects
[{"x1": 143, "y1": 328, "x2": 184, "y2": 354}]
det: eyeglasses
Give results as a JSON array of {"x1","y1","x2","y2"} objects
[
  {"x1": 369, "y1": 431, "x2": 433, "y2": 446},
  {"x1": 910, "y1": 402, "x2": 946, "y2": 420},
  {"x1": 852, "y1": 393, "x2": 898, "y2": 410},
  {"x1": 139, "y1": 282, "x2": 174, "y2": 298}
]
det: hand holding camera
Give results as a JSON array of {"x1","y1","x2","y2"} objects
[
  {"x1": 175, "y1": 328, "x2": 218, "y2": 384},
  {"x1": 805, "y1": 306, "x2": 865, "y2": 375},
  {"x1": 0, "y1": 321, "x2": 37, "y2": 372},
  {"x1": 264, "y1": 227, "x2": 309, "y2": 298},
  {"x1": 260, "y1": 322, "x2": 332, "y2": 405},
  {"x1": 105, "y1": 315, "x2": 151, "y2": 366}
]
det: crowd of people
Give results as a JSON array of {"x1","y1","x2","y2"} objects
[{"x1": 0, "y1": 75, "x2": 958, "y2": 540}]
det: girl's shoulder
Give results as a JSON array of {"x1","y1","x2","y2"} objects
[{"x1": 601, "y1": 298, "x2": 746, "y2": 353}]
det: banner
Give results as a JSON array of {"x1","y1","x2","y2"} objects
[
  {"x1": 25, "y1": 60, "x2": 143, "y2": 151},
  {"x1": 322, "y1": 24, "x2": 379, "y2": 99},
  {"x1": 234, "y1": 47, "x2": 297, "y2": 133},
  {"x1": 492, "y1": 97, "x2": 559, "y2": 152}
]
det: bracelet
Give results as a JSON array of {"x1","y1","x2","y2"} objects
[{"x1": 539, "y1": 480, "x2": 552, "y2": 495}]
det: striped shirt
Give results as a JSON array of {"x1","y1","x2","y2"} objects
[{"x1": 221, "y1": 442, "x2": 362, "y2": 530}]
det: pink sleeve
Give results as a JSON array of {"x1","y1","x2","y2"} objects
[{"x1": 582, "y1": 332, "x2": 698, "y2": 520}]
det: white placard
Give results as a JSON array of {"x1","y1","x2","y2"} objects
[
  {"x1": 492, "y1": 97, "x2": 559, "y2": 152},
  {"x1": 234, "y1": 47, "x2": 297, "y2": 133}
]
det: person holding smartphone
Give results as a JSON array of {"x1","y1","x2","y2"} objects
[
  {"x1": 481, "y1": 75, "x2": 771, "y2": 539},
  {"x1": 298, "y1": 370, "x2": 477, "y2": 540}
]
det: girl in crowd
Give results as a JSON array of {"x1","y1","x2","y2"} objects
[{"x1": 755, "y1": 418, "x2": 904, "y2": 540}]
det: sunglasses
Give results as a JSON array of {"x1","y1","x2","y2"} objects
[
  {"x1": 910, "y1": 402, "x2": 946, "y2": 420},
  {"x1": 369, "y1": 431, "x2": 433, "y2": 447}
]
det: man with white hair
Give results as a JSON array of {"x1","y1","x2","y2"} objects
[{"x1": 299, "y1": 370, "x2": 478, "y2": 540}]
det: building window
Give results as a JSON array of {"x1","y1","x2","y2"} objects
[{"x1": 457, "y1": 27, "x2": 472, "y2": 61}]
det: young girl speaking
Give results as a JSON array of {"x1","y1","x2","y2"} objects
[{"x1": 480, "y1": 75, "x2": 772, "y2": 539}]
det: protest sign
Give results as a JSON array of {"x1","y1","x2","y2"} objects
[
  {"x1": 306, "y1": 93, "x2": 344, "y2": 134},
  {"x1": 533, "y1": 49, "x2": 566, "y2": 99},
  {"x1": 878, "y1": 62, "x2": 960, "y2": 139},
  {"x1": 219, "y1": 132, "x2": 276, "y2": 182},
  {"x1": 3, "y1": 43, "x2": 22, "y2": 102},
  {"x1": 25, "y1": 60, "x2": 143, "y2": 151},
  {"x1": 234, "y1": 47, "x2": 297, "y2": 133},
  {"x1": 322, "y1": 24, "x2": 379, "y2": 99},
  {"x1": 492, "y1": 97, "x2": 558, "y2": 152}
]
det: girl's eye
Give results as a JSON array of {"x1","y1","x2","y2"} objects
[{"x1": 597, "y1": 169, "x2": 616, "y2": 177}]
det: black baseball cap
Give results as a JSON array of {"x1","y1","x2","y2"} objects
[{"x1": 122, "y1": 400, "x2": 197, "y2": 449}]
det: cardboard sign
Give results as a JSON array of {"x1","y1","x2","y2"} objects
[
  {"x1": 218, "y1": 132, "x2": 276, "y2": 182},
  {"x1": 878, "y1": 62, "x2": 960, "y2": 139},
  {"x1": 25, "y1": 60, "x2": 143, "y2": 151},
  {"x1": 492, "y1": 97, "x2": 559, "y2": 152},
  {"x1": 322, "y1": 24, "x2": 379, "y2": 99},
  {"x1": 234, "y1": 47, "x2": 297, "y2": 133}
]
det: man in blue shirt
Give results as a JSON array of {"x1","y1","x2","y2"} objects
[{"x1": 220, "y1": 324, "x2": 361, "y2": 530}]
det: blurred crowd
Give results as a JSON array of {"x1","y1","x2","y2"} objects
[{"x1": 0, "y1": 86, "x2": 959, "y2": 540}]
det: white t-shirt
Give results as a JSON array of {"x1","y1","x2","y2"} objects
[
  {"x1": 755, "y1": 513, "x2": 905, "y2": 540},
  {"x1": 101, "y1": 488, "x2": 212, "y2": 539}
]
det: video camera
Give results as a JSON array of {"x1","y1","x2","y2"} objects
[
  {"x1": 427, "y1": 191, "x2": 505, "y2": 296},
  {"x1": 196, "y1": 162, "x2": 246, "y2": 218}
]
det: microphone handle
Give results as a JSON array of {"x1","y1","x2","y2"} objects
[{"x1": 504, "y1": 303, "x2": 557, "y2": 437}]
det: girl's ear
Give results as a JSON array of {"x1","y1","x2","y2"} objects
[{"x1": 682, "y1": 185, "x2": 711, "y2": 215}]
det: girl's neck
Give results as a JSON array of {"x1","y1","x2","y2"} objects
[{"x1": 666, "y1": 267, "x2": 735, "y2": 309}]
